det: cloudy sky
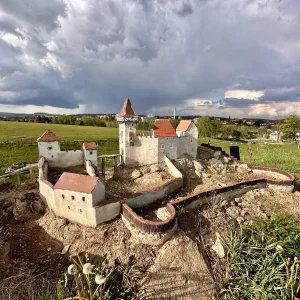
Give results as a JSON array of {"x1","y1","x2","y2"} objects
[{"x1": 0, "y1": 0, "x2": 300, "y2": 118}]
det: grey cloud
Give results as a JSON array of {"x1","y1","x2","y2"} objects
[{"x1": 0, "y1": 0, "x2": 300, "y2": 118}]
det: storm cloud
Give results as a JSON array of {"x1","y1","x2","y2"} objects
[{"x1": 0, "y1": 0, "x2": 300, "y2": 118}]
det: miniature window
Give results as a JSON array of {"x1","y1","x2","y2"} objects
[
  {"x1": 82, "y1": 197, "x2": 85, "y2": 202},
  {"x1": 89, "y1": 151, "x2": 93, "y2": 155},
  {"x1": 161, "y1": 144, "x2": 165, "y2": 149},
  {"x1": 170, "y1": 144, "x2": 173, "y2": 148},
  {"x1": 68, "y1": 206, "x2": 70, "y2": 209},
  {"x1": 48, "y1": 146, "x2": 52, "y2": 150},
  {"x1": 71, "y1": 196, "x2": 75, "y2": 200},
  {"x1": 191, "y1": 139, "x2": 193, "y2": 143},
  {"x1": 62, "y1": 194, "x2": 65, "y2": 199},
  {"x1": 79, "y1": 209, "x2": 82, "y2": 212}
]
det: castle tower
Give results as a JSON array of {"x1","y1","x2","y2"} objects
[
  {"x1": 37, "y1": 130, "x2": 60, "y2": 159},
  {"x1": 116, "y1": 98, "x2": 138, "y2": 164}
]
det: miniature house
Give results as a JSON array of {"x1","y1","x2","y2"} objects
[
  {"x1": 37, "y1": 130, "x2": 61, "y2": 160},
  {"x1": 83, "y1": 142, "x2": 98, "y2": 167}
]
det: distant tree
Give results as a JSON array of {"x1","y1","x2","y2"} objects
[
  {"x1": 197, "y1": 116, "x2": 214, "y2": 138},
  {"x1": 265, "y1": 133, "x2": 270, "y2": 139},
  {"x1": 220, "y1": 125, "x2": 235, "y2": 140},
  {"x1": 211, "y1": 119, "x2": 222, "y2": 137},
  {"x1": 281, "y1": 115, "x2": 300, "y2": 142}
]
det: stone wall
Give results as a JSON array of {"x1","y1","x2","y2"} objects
[{"x1": 95, "y1": 200, "x2": 121, "y2": 224}]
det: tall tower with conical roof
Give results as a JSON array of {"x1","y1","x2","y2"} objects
[{"x1": 116, "y1": 98, "x2": 139, "y2": 164}]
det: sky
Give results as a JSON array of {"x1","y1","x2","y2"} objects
[{"x1": 0, "y1": 0, "x2": 300, "y2": 118}]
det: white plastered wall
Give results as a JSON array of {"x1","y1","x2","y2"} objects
[
  {"x1": 83, "y1": 148, "x2": 98, "y2": 167},
  {"x1": 92, "y1": 180, "x2": 106, "y2": 205},
  {"x1": 38, "y1": 141, "x2": 60, "y2": 159}
]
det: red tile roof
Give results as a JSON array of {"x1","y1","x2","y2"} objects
[
  {"x1": 54, "y1": 172, "x2": 99, "y2": 193},
  {"x1": 83, "y1": 142, "x2": 97, "y2": 150},
  {"x1": 152, "y1": 120, "x2": 177, "y2": 137},
  {"x1": 37, "y1": 130, "x2": 60, "y2": 142},
  {"x1": 117, "y1": 98, "x2": 136, "y2": 118},
  {"x1": 176, "y1": 120, "x2": 192, "y2": 132}
]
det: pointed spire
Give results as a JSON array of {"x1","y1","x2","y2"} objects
[
  {"x1": 117, "y1": 98, "x2": 136, "y2": 118},
  {"x1": 37, "y1": 130, "x2": 60, "y2": 142}
]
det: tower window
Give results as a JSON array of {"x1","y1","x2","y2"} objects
[
  {"x1": 68, "y1": 206, "x2": 70, "y2": 209},
  {"x1": 71, "y1": 196, "x2": 75, "y2": 200},
  {"x1": 62, "y1": 194, "x2": 65, "y2": 199},
  {"x1": 48, "y1": 146, "x2": 52, "y2": 150},
  {"x1": 90, "y1": 151, "x2": 93, "y2": 155},
  {"x1": 161, "y1": 144, "x2": 165, "y2": 149},
  {"x1": 82, "y1": 197, "x2": 85, "y2": 202}
]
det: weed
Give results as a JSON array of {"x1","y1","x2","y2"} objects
[{"x1": 222, "y1": 215, "x2": 300, "y2": 300}]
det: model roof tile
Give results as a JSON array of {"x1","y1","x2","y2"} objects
[
  {"x1": 83, "y1": 142, "x2": 97, "y2": 150},
  {"x1": 176, "y1": 120, "x2": 192, "y2": 132},
  {"x1": 37, "y1": 130, "x2": 60, "y2": 142},
  {"x1": 118, "y1": 98, "x2": 136, "y2": 118},
  {"x1": 54, "y1": 172, "x2": 98, "y2": 193},
  {"x1": 152, "y1": 119, "x2": 177, "y2": 137}
]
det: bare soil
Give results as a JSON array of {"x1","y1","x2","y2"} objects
[{"x1": 47, "y1": 165, "x2": 88, "y2": 185}]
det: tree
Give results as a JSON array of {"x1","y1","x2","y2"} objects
[
  {"x1": 197, "y1": 116, "x2": 214, "y2": 138},
  {"x1": 280, "y1": 115, "x2": 300, "y2": 142}
]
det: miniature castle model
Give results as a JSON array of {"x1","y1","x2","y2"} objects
[{"x1": 117, "y1": 98, "x2": 198, "y2": 165}]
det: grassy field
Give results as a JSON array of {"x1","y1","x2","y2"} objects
[
  {"x1": 0, "y1": 122, "x2": 300, "y2": 187},
  {"x1": 0, "y1": 121, "x2": 120, "y2": 141}
]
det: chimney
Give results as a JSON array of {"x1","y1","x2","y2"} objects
[{"x1": 173, "y1": 107, "x2": 176, "y2": 119}]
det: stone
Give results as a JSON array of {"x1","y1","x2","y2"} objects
[
  {"x1": 214, "y1": 151, "x2": 222, "y2": 159},
  {"x1": 226, "y1": 206, "x2": 241, "y2": 219},
  {"x1": 61, "y1": 245, "x2": 71, "y2": 254},
  {"x1": 234, "y1": 197, "x2": 242, "y2": 204},
  {"x1": 1, "y1": 200, "x2": 12, "y2": 210},
  {"x1": 237, "y1": 163, "x2": 252, "y2": 173},
  {"x1": 131, "y1": 169, "x2": 142, "y2": 180},
  {"x1": 211, "y1": 232, "x2": 226, "y2": 259},
  {"x1": 30, "y1": 200, "x2": 45, "y2": 214},
  {"x1": 193, "y1": 160, "x2": 204, "y2": 172},
  {"x1": 236, "y1": 216, "x2": 244, "y2": 225},
  {"x1": 150, "y1": 164, "x2": 161, "y2": 173},
  {"x1": 13, "y1": 199, "x2": 33, "y2": 222}
]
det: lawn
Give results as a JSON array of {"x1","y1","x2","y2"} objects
[
  {"x1": 0, "y1": 121, "x2": 120, "y2": 141},
  {"x1": 0, "y1": 122, "x2": 300, "y2": 187}
]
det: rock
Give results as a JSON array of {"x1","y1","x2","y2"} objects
[
  {"x1": 214, "y1": 151, "x2": 222, "y2": 159},
  {"x1": 149, "y1": 164, "x2": 161, "y2": 173},
  {"x1": 131, "y1": 169, "x2": 142, "y2": 180},
  {"x1": 61, "y1": 245, "x2": 71, "y2": 254},
  {"x1": 30, "y1": 200, "x2": 45, "y2": 214},
  {"x1": 237, "y1": 163, "x2": 252, "y2": 173},
  {"x1": 223, "y1": 156, "x2": 231, "y2": 163},
  {"x1": 236, "y1": 216, "x2": 245, "y2": 225},
  {"x1": 193, "y1": 160, "x2": 204, "y2": 172},
  {"x1": 0, "y1": 241, "x2": 10, "y2": 268},
  {"x1": 211, "y1": 232, "x2": 226, "y2": 259},
  {"x1": 226, "y1": 206, "x2": 241, "y2": 219},
  {"x1": 1, "y1": 200, "x2": 12, "y2": 210},
  {"x1": 234, "y1": 197, "x2": 242, "y2": 204},
  {"x1": 13, "y1": 199, "x2": 33, "y2": 222}
]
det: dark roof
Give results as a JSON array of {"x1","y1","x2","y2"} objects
[
  {"x1": 54, "y1": 172, "x2": 99, "y2": 193},
  {"x1": 37, "y1": 130, "x2": 60, "y2": 142},
  {"x1": 117, "y1": 98, "x2": 136, "y2": 118},
  {"x1": 152, "y1": 120, "x2": 177, "y2": 137}
]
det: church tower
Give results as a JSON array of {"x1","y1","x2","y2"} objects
[{"x1": 116, "y1": 98, "x2": 138, "y2": 164}]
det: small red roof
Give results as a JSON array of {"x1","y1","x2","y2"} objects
[
  {"x1": 117, "y1": 98, "x2": 136, "y2": 118},
  {"x1": 37, "y1": 130, "x2": 60, "y2": 142},
  {"x1": 83, "y1": 142, "x2": 97, "y2": 150},
  {"x1": 54, "y1": 172, "x2": 99, "y2": 193},
  {"x1": 152, "y1": 120, "x2": 177, "y2": 137},
  {"x1": 176, "y1": 120, "x2": 192, "y2": 132}
]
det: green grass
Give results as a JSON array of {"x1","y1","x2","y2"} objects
[
  {"x1": 0, "y1": 121, "x2": 120, "y2": 141},
  {"x1": 223, "y1": 215, "x2": 300, "y2": 299}
]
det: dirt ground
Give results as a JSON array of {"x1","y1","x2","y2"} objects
[{"x1": 106, "y1": 162, "x2": 173, "y2": 198}]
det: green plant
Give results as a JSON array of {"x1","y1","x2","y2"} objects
[
  {"x1": 57, "y1": 253, "x2": 142, "y2": 300},
  {"x1": 222, "y1": 215, "x2": 300, "y2": 300}
]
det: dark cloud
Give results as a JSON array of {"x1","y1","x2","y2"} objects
[{"x1": 0, "y1": 0, "x2": 299, "y2": 117}]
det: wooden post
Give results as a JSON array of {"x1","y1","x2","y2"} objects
[
  {"x1": 101, "y1": 157, "x2": 105, "y2": 179},
  {"x1": 30, "y1": 168, "x2": 33, "y2": 179},
  {"x1": 113, "y1": 156, "x2": 117, "y2": 172},
  {"x1": 17, "y1": 173, "x2": 21, "y2": 185}
]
